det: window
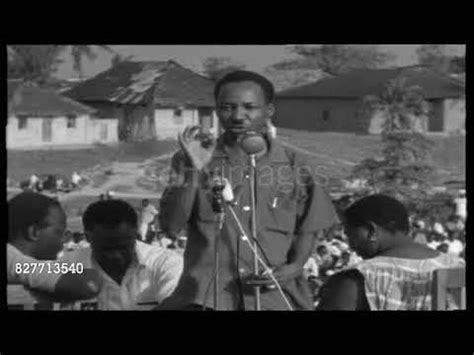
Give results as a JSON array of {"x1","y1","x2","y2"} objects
[
  {"x1": 173, "y1": 109, "x2": 184, "y2": 125},
  {"x1": 18, "y1": 116, "x2": 28, "y2": 130},
  {"x1": 322, "y1": 109, "x2": 330, "y2": 122},
  {"x1": 67, "y1": 115, "x2": 77, "y2": 128}
]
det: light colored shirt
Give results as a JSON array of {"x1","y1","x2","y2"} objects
[
  {"x1": 71, "y1": 173, "x2": 81, "y2": 185},
  {"x1": 78, "y1": 240, "x2": 90, "y2": 248},
  {"x1": 427, "y1": 241, "x2": 441, "y2": 250},
  {"x1": 30, "y1": 175, "x2": 39, "y2": 185},
  {"x1": 61, "y1": 241, "x2": 183, "y2": 310},
  {"x1": 454, "y1": 197, "x2": 467, "y2": 220},
  {"x1": 140, "y1": 205, "x2": 159, "y2": 225},
  {"x1": 303, "y1": 257, "x2": 319, "y2": 278},
  {"x1": 447, "y1": 239, "x2": 464, "y2": 256},
  {"x1": 7, "y1": 243, "x2": 61, "y2": 293}
]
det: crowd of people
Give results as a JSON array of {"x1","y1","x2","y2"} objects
[{"x1": 22, "y1": 171, "x2": 83, "y2": 193}]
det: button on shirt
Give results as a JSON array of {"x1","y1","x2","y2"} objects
[
  {"x1": 62, "y1": 241, "x2": 183, "y2": 310},
  {"x1": 160, "y1": 137, "x2": 339, "y2": 310}
]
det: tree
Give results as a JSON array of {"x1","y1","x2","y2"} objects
[
  {"x1": 8, "y1": 45, "x2": 64, "y2": 84},
  {"x1": 351, "y1": 76, "x2": 436, "y2": 203},
  {"x1": 111, "y1": 53, "x2": 135, "y2": 68},
  {"x1": 416, "y1": 44, "x2": 449, "y2": 74},
  {"x1": 67, "y1": 45, "x2": 115, "y2": 79},
  {"x1": 202, "y1": 56, "x2": 246, "y2": 81},
  {"x1": 269, "y1": 45, "x2": 394, "y2": 76}
]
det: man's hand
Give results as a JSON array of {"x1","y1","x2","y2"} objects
[
  {"x1": 244, "y1": 263, "x2": 303, "y2": 288},
  {"x1": 178, "y1": 126, "x2": 216, "y2": 171}
]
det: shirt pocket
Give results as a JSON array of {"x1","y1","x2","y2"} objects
[{"x1": 264, "y1": 188, "x2": 297, "y2": 235}]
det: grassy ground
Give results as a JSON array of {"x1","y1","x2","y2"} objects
[{"x1": 7, "y1": 139, "x2": 178, "y2": 185}]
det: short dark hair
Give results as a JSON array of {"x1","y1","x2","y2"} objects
[
  {"x1": 214, "y1": 70, "x2": 275, "y2": 103},
  {"x1": 316, "y1": 245, "x2": 328, "y2": 254},
  {"x1": 82, "y1": 199, "x2": 138, "y2": 231},
  {"x1": 8, "y1": 192, "x2": 62, "y2": 239},
  {"x1": 344, "y1": 194, "x2": 410, "y2": 234}
]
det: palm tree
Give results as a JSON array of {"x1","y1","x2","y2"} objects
[{"x1": 68, "y1": 45, "x2": 115, "y2": 80}]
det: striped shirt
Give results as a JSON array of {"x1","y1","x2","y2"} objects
[{"x1": 351, "y1": 254, "x2": 465, "y2": 310}]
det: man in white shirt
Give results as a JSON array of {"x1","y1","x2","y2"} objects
[
  {"x1": 446, "y1": 231, "x2": 464, "y2": 256},
  {"x1": 62, "y1": 199, "x2": 183, "y2": 310},
  {"x1": 29, "y1": 174, "x2": 39, "y2": 191},
  {"x1": 139, "y1": 199, "x2": 159, "y2": 242},
  {"x1": 7, "y1": 192, "x2": 101, "y2": 304},
  {"x1": 71, "y1": 171, "x2": 82, "y2": 188}
]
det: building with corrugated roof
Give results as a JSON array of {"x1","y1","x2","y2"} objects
[
  {"x1": 64, "y1": 60, "x2": 218, "y2": 140},
  {"x1": 274, "y1": 66, "x2": 465, "y2": 134}
]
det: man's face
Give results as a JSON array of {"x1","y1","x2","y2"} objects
[
  {"x1": 216, "y1": 81, "x2": 274, "y2": 138},
  {"x1": 344, "y1": 223, "x2": 378, "y2": 259},
  {"x1": 87, "y1": 223, "x2": 137, "y2": 273},
  {"x1": 33, "y1": 206, "x2": 67, "y2": 260}
]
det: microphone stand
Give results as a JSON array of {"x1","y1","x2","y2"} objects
[
  {"x1": 211, "y1": 172, "x2": 226, "y2": 311},
  {"x1": 249, "y1": 154, "x2": 261, "y2": 311}
]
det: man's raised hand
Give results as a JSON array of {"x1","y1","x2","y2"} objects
[{"x1": 178, "y1": 126, "x2": 216, "y2": 171}]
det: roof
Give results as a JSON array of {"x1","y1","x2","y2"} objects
[
  {"x1": 64, "y1": 60, "x2": 215, "y2": 107},
  {"x1": 276, "y1": 67, "x2": 465, "y2": 100},
  {"x1": 8, "y1": 80, "x2": 96, "y2": 117}
]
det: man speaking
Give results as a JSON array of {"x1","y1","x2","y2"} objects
[{"x1": 159, "y1": 71, "x2": 339, "y2": 310}]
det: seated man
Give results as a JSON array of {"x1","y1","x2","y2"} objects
[
  {"x1": 62, "y1": 199, "x2": 183, "y2": 310},
  {"x1": 7, "y1": 192, "x2": 101, "y2": 304}
]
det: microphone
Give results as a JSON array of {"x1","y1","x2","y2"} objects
[
  {"x1": 211, "y1": 176, "x2": 231, "y2": 230},
  {"x1": 239, "y1": 131, "x2": 266, "y2": 156}
]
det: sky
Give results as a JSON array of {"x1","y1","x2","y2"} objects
[{"x1": 53, "y1": 44, "x2": 466, "y2": 80}]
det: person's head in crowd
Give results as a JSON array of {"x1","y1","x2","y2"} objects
[
  {"x1": 72, "y1": 231, "x2": 85, "y2": 244},
  {"x1": 437, "y1": 243, "x2": 449, "y2": 254},
  {"x1": 8, "y1": 192, "x2": 67, "y2": 260},
  {"x1": 445, "y1": 215, "x2": 457, "y2": 232},
  {"x1": 413, "y1": 220, "x2": 425, "y2": 231},
  {"x1": 435, "y1": 232, "x2": 447, "y2": 243},
  {"x1": 63, "y1": 229, "x2": 73, "y2": 243},
  {"x1": 316, "y1": 245, "x2": 329, "y2": 257},
  {"x1": 341, "y1": 250, "x2": 352, "y2": 265},
  {"x1": 343, "y1": 194, "x2": 410, "y2": 259},
  {"x1": 82, "y1": 199, "x2": 138, "y2": 277},
  {"x1": 214, "y1": 70, "x2": 275, "y2": 141},
  {"x1": 142, "y1": 198, "x2": 149, "y2": 207},
  {"x1": 177, "y1": 236, "x2": 187, "y2": 249}
]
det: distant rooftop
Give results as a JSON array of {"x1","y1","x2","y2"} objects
[{"x1": 277, "y1": 66, "x2": 465, "y2": 100}]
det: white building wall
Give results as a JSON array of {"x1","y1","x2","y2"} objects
[
  {"x1": 7, "y1": 115, "x2": 88, "y2": 148},
  {"x1": 153, "y1": 108, "x2": 219, "y2": 140},
  {"x1": 443, "y1": 98, "x2": 466, "y2": 133},
  {"x1": 86, "y1": 118, "x2": 119, "y2": 144},
  {"x1": 7, "y1": 115, "x2": 118, "y2": 149}
]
